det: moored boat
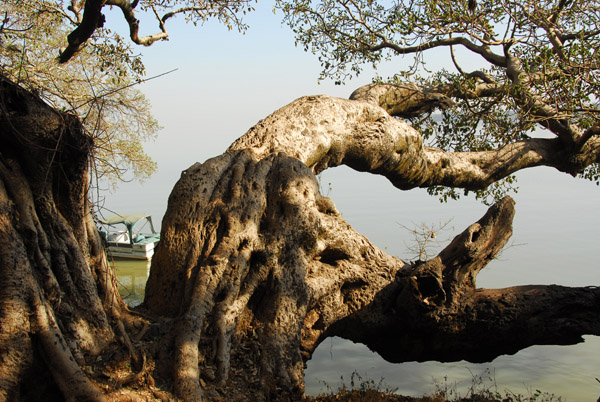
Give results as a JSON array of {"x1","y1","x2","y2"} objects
[{"x1": 99, "y1": 214, "x2": 160, "y2": 260}]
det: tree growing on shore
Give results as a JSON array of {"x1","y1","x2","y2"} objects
[{"x1": 1, "y1": 1, "x2": 600, "y2": 401}]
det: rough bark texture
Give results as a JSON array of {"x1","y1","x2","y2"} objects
[
  {"x1": 143, "y1": 150, "x2": 405, "y2": 400},
  {"x1": 2, "y1": 74, "x2": 599, "y2": 402},
  {"x1": 143, "y1": 85, "x2": 600, "y2": 400},
  {"x1": 229, "y1": 91, "x2": 600, "y2": 190},
  {"x1": 0, "y1": 75, "x2": 155, "y2": 401}
]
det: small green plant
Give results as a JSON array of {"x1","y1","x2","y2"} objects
[{"x1": 309, "y1": 371, "x2": 401, "y2": 401}]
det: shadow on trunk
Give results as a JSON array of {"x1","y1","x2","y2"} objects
[{"x1": 1, "y1": 74, "x2": 598, "y2": 402}]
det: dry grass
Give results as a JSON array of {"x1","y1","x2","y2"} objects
[{"x1": 303, "y1": 370, "x2": 564, "y2": 402}]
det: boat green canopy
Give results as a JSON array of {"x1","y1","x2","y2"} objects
[
  {"x1": 101, "y1": 214, "x2": 150, "y2": 226},
  {"x1": 100, "y1": 213, "x2": 158, "y2": 247}
]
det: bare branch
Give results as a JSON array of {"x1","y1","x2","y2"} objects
[
  {"x1": 68, "y1": 0, "x2": 83, "y2": 23},
  {"x1": 105, "y1": 0, "x2": 169, "y2": 47},
  {"x1": 58, "y1": 0, "x2": 252, "y2": 62}
]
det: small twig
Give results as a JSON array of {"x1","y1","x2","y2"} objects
[
  {"x1": 450, "y1": 38, "x2": 466, "y2": 76},
  {"x1": 0, "y1": 11, "x2": 8, "y2": 33},
  {"x1": 399, "y1": 218, "x2": 454, "y2": 261},
  {"x1": 69, "y1": 68, "x2": 178, "y2": 112}
]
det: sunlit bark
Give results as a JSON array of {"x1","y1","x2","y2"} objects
[
  {"x1": 0, "y1": 75, "x2": 151, "y2": 401},
  {"x1": 144, "y1": 87, "x2": 600, "y2": 400},
  {"x1": 2, "y1": 71, "x2": 599, "y2": 402},
  {"x1": 230, "y1": 91, "x2": 600, "y2": 191}
]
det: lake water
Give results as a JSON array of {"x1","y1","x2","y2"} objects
[{"x1": 111, "y1": 163, "x2": 600, "y2": 401}]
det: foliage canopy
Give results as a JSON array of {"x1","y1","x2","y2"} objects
[
  {"x1": 0, "y1": 0, "x2": 253, "y2": 187},
  {"x1": 278, "y1": 0, "x2": 600, "y2": 201},
  {"x1": 0, "y1": 1, "x2": 159, "y2": 186}
]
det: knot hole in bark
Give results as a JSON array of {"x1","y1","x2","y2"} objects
[
  {"x1": 395, "y1": 259, "x2": 447, "y2": 314},
  {"x1": 319, "y1": 247, "x2": 351, "y2": 266},
  {"x1": 469, "y1": 224, "x2": 482, "y2": 243},
  {"x1": 415, "y1": 273, "x2": 446, "y2": 306}
]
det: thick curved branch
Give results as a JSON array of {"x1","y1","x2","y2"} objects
[
  {"x1": 326, "y1": 196, "x2": 600, "y2": 364},
  {"x1": 352, "y1": 76, "x2": 589, "y2": 152},
  {"x1": 59, "y1": 0, "x2": 104, "y2": 63},
  {"x1": 349, "y1": 83, "x2": 455, "y2": 118},
  {"x1": 349, "y1": 83, "x2": 504, "y2": 117},
  {"x1": 352, "y1": 77, "x2": 584, "y2": 152},
  {"x1": 59, "y1": 0, "x2": 169, "y2": 62},
  {"x1": 106, "y1": 0, "x2": 169, "y2": 47},
  {"x1": 352, "y1": 282, "x2": 600, "y2": 365},
  {"x1": 59, "y1": 0, "x2": 253, "y2": 63},
  {"x1": 229, "y1": 94, "x2": 600, "y2": 191},
  {"x1": 59, "y1": 0, "x2": 171, "y2": 62}
]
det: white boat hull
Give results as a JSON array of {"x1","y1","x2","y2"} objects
[
  {"x1": 100, "y1": 213, "x2": 160, "y2": 261},
  {"x1": 108, "y1": 243, "x2": 156, "y2": 260},
  {"x1": 107, "y1": 239, "x2": 158, "y2": 260}
]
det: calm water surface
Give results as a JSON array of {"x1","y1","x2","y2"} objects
[
  {"x1": 114, "y1": 259, "x2": 150, "y2": 307},
  {"x1": 112, "y1": 164, "x2": 600, "y2": 401}
]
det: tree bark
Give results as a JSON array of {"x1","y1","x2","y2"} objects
[
  {"x1": 143, "y1": 149, "x2": 407, "y2": 400},
  {"x1": 2, "y1": 72, "x2": 599, "y2": 402},
  {"x1": 0, "y1": 75, "x2": 152, "y2": 401},
  {"x1": 228, "y1": 93, "x2": 600, "y2": 191},
  {"x1": 144, "y1": 90, "x2": 600, "y2": 399}
]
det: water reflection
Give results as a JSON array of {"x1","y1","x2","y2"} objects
[
  {"x1": 305, "y1": 336, "x2": 600, "y2": 400},
  {"x1": 114, "y1": 259, "x2": 150, "y2": 307}
]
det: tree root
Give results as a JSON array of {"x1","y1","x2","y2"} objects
[
  {"x1": 0, "y1": 74, "x2": 143, "y2": 401},
  {"x1": 33, "y1": 289, "x2": 105, "y2": 402},
  {"x1": 114, "y1": 352, "x2": 148, "y2": 387}
]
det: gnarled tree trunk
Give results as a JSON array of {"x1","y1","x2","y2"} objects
[
  {"x1": 143, "y1": 88, "x2": 600, "y2": 400},
  {"x1": 2, "y1": 74, "x2": 599, "y2": 402},
  {"x1": 0, "y1": 75, "x2": 154, "y2": 401}
]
